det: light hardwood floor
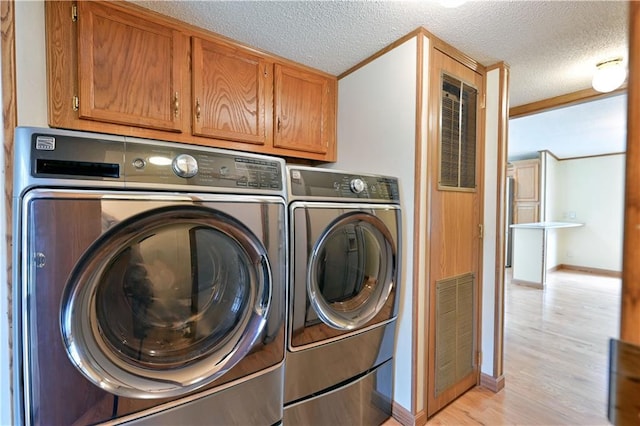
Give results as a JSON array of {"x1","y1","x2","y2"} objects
[{"x1": 387, "y1": 269, "x2": 621, "y2": 425}]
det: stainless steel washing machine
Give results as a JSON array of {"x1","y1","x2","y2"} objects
[
  {"x1": 284, "y1": 166, "x2": 401, "y2": 425},
  {"x1": 12, "y1": 127, "x2": 286, "y2": 425}
]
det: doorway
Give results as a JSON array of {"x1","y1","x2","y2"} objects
[{"x1": 502, "y1": 92, "x2": 626, "y2": 417}]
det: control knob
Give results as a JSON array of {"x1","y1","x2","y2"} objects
[
  {"x1": 172, "y1": 154, "x2": 198, "y2": 178},
  {"x1": 350, "y1": 178, "x2": 366, "y2": 194}
]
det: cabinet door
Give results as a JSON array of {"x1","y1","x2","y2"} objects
[
  {"x1": 192, "y1": 37, "x2": 272, "y2": 145},
  {"x1": 514, "y1": 159, "x2": 539, "y2": 202},
  {"x1": 514, "y1": 202, "x2": 539, "y2": 224},
  {"x1": 273, "y1": 64, "x2": 335, "y2": 155},
  {"x1": 77, "y1": 1, "x2": 186, "y2": 132}
]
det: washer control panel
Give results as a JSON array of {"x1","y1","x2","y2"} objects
[
  {"x1": 288, "y1": 167, "x2": 400, "y2": 202},
  {"x1": 125, "y1": 143, "x2": 283, "y2": 191},
  {"x1": 20, "y1": 128, "x2": 285, "y2": 195}
]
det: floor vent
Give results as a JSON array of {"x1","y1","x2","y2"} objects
[{"x1": 435, "y1": 272, "x2": 475, "y2": 397}]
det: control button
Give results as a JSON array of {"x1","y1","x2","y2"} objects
[
  {"x1": 172, "y1": 154, "x2": 198, "y2": 178},
  {"x1": 132, "y1": 158, "x2": 146, "y2": 169},
  {"x1": 350, "y1": 178, "x2": 366, "y2": 194}
]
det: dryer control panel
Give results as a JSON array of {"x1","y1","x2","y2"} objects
[{"x1": 288, "y1": 167, "x2": 400, "y2": 202}]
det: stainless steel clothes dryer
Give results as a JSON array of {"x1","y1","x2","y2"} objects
[
  {"x1": 12, "y1": 127, "x2": 286, "y2": 426},
  {"x1": 284, "y1": 166, "x2": 401, "y2": 425}
]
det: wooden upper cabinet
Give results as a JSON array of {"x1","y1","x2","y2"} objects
[
  {"x1": 46, "y1": 1, "x2": 337, "y2": 161},
  {"x1": 273, "y1": 64, "x2": 336, "y2": 155},
  {"x1": 77, "y1": 1, "x2": 186, "y2": 132},
  {"x1": 191, "y1": 37, "x2": 272, "y2": 145}
]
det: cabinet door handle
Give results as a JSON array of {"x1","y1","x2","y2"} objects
[
  {"x1": 195, "y1": 98, "x2": 201, "y2": 121},
  {"x1": 173, "y1": 92, "x2": 179, "y2": 118},
  {"x1": 277, "y1": 117, "x2": 281, "y2": 132}
]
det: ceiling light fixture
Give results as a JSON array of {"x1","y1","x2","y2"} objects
[{"x1": 592, "y1": 58, "x2": 626, "y2": 93}]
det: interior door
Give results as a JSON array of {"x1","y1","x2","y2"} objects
[{"x1": 426, "y1": 49, "x2": 484, "y2": 417}]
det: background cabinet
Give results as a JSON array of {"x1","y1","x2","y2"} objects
[
  {"x1": 510, "y1": 158, "x2": 540, "y2": 223},
  {"x1": 46, "y1": 1, "x2": 336, "y2": 162}
]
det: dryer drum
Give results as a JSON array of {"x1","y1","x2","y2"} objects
[
  {"x1": 307, "y1": 211, "x2": 395, "y2": 331},
  {"x1": 60, "y1": 205, "x2": 272, "y2": 398}
]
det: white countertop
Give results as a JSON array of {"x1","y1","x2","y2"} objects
[{"x1": 510, "y1": 221, "x2": 584, "y2": 229}]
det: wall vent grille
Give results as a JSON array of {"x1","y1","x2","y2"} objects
[
  {"x1": 435, "y1": 272, "x2": 476, "y2": 397},
  {"x1": 439, "y1": 74, "x2": 477, "y2": 190}
]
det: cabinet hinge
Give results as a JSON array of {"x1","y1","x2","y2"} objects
[
  {"x1": 71, "y1": 4, "x2": 78, "y2": 22},
  {"x1": 477, "y1": 351, "x2": 482, "y2": 366},
  {"x1": 480, "y1": 93, "x2": 486, "y2": 109},
  {"x1": 478, "y1": 224, "x2": 484, "y2": 239},
  {"x1": 73, "y1": 96, "x2": 79, "y2": 111}
]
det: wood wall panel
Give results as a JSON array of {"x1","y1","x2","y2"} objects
[
  {"x1": 621, "y1": 1, "x2": 640, "y2": 344},
  {"x1": 1, "y1": 0, "x2": 16, "y2": 420}
]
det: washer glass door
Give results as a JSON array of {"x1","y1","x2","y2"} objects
[
  {"x1": 61, "y1": 205, "x2": 271, "y2": 398},
  {"x1": 307, "y1": 211, "x2": 396, "y2": 330}
]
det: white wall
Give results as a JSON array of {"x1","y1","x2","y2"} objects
[
  {"x1": 536, "y1": 151, "x2": 623, "y2": 272},
  {"x1": 556, "y1": 154, "x2": 625, "y2": 271},
  {"x1": 481, "y1": 68, "x2": 500, "y2": 377},
  {"x1": 15, "y1": 1, "x2": 48, "y2": 127},
  {"x1": 334, "y1": 37, "x2": 418, "y2": 411}
]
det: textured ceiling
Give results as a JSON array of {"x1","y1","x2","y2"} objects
[
  {"x1": 133, "y1": 0, "x2": 628, "y2": 107},
  {"x1": 132, "y1": 0, "x2": 629, "y2": 159}
]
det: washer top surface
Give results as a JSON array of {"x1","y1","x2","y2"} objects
[{"x1": 14, "y1": 127, "x2": 286, "y2": 197}]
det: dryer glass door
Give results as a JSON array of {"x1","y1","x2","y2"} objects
[
  {"x1": 308, "y1": 211, "x2": 396, "y2": 330},
  {"x1": 60, "y1": 205, "x2": 272, "y2": 398}
]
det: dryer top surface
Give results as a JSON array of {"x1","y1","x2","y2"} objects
[{"x1": 286, "y1": 166, "x2": 400, "y2": 204}]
